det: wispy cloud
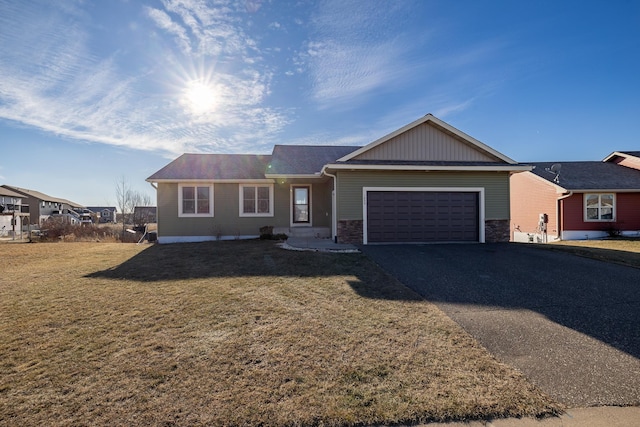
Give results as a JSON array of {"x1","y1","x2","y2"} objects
[
  {"x1": 301, "y1": 0, "x2": 418, "y2": 109},
  {"x1": 0, "y1": 1, "x2": 288, "y2": 157},
  {"x1": 301, "y1": 0, "x2": 510, "y2": 114}
]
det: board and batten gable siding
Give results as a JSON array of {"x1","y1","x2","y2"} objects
[
  {"x1": 336, "y1": 171, "x2": 511, "y2": 221},
  {"x1": 352, "y1": 123, "x2": 499, "y2": 162},
  {"x1": 157, "y1": 181, "x2": 331, "y2": 239}
]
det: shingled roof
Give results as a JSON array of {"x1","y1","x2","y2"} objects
[
  {"x1": 1, "y1": 185, "x2": 83, "y2": 207},
  {"x1": 529, "y1": 161, "x2": 640, "y2": 190},
  {"x1": 147, "y1": 154, "x2": 272, "y2": 181},
  {"x1": 266, "y1": 145, "x2": 359, "y2": 176}
]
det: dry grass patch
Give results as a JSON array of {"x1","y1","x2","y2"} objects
[
  {"x1": 537, "y1": 239, "x2": 640, "y2": 269},
  {"x1": 0, "y1": 241, "x2": 560, "y2": 426}
]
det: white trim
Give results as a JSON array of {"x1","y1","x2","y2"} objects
[
  {"x1": 322, "y1": 169, "x2": 338, "y2": 241},
  {"x1": 238, "y1": 183, "x2": 274, "y2": 217},
  {"x1": 362, "y1": 186, "x2": 485, "y2": 244},
  {"x1": 178, "y1": 183, "x2": 214, "y2": 218},
  {"x1": 337, "y1": 114, "x2": 517, "y2": 164},
  {"x1": 324, "y1": 163, "x2": 531, "y2": 172},
  {"x1": 290, "y1": 184, "x2": 312, "y2": 227},
  {"x1": 583, "y1": 193, "x2": 616, "y2": 222}
]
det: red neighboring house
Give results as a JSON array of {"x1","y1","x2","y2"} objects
[{"x1": 511, "y1": 154, "x2": 640, "y2": 242}]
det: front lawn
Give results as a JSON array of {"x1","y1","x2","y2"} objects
[
  {"x1": 0, "y1": 241, "x2": 560, "y2": 426},
  {"x1": 540, "y1": 239, "x2": 640, "y2": 269}
]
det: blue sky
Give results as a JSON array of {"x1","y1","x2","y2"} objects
[{"x1": 1, "y1": 0, "x2": 639, "y2": 207}]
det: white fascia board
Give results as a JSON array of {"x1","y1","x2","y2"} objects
[
  {"x1": 602, "y1": 151, "x2": 624, "y2": 162},
  {"x1": 146, "y1": 178, "x2": 275, "y2": 183},
  {"x1": 337, "y1": 113, "x2": 518, "y2": 164},
  {"x1": 264, "y1": 173, "x2": 323, "y2": 179},
  {"x1": 324, "y1": 163, "x2": 532, "y2": 172}
]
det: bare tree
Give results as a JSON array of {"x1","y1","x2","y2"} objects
[
  {"x1": 115, "y1": 176, "x2": 133, "y2": 239},
  {"x1": 115, "y1": 176, "x2": 153, "y2": 240}
]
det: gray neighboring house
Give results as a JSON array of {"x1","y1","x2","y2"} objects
[
  {"x1": 147, "y1": 114, "x2": 530, "y2": 244},
  {"x1": 0, "y1": 186, "x2": 29, "y2": 237},
  {"x1": 87, "y1": 206, "x2": 118, "y2": 223},
  {"x1": 1, "y1": 185, "x2": 84, "y2": 226}
]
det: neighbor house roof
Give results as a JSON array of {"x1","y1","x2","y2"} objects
[
  {"x1": 86, "y1": 206, "x2": 117, "y2": 213},
  {"x1": 529, "y1": 161, "x2": 640, "y2": 191},
  {"x1": 603, "y1": 151, "x2": 640, "y2": 163},
  {"x1": 1, "y1": 185, "x2": 83, "y2": 207},
  {"x1": 146, "y1": 154, "x2": 272, "y2": 182},
  {"x1": 0, "y1": 186, "x2": 26, "y2": 199},
  {"x1": 266, "y1": 145, "x2": 360, "y2": 177}
]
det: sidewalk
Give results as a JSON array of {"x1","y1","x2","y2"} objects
[
  {"x1": 425, "y1": 406, "x2": 640, "y2": 427},
  {"x1": 281, "y1": 236, "x2": 359, "y2": 252}
]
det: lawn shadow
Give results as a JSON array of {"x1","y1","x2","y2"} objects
[
  {"x1": 85, "y1": 240, "x2": 424, "y2": 301},
  {"x1": 360, "y1": 243, "x2": 640, "y2": 361}
]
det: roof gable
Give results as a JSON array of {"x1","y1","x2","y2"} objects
[
  {"x1": 603, "y1": 151, "x2": 640, "y2": 171},
  {"x1": 339, "y1": 114, "x2": 515, "y2": 164},
  {"x1": 267, "y1": 145, "x2": 360, "y2": 176},
  {"x1": 147, "y1": 153, "x2": 271, "y2": 181}
]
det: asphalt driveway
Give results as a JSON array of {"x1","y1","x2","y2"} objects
[{"x1": 361, "y1": 243, "x2": 640, "y2": 407}]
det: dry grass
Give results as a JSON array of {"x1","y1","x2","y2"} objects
[
  {"x1": 0, "y1": 241, "x2": 560, "y2": 426},
  {"x1": 539, "y1": 239, "x2": 640, "y2": 269}
]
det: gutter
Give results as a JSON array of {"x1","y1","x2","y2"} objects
[{"x1": 556, "y1": 191, "x2": 573, "y2": 240}]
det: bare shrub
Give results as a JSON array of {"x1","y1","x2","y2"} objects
[{"x1": 39, "y1": 219, "x2": 136, "y2": 242}]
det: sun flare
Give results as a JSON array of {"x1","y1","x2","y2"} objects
[{"x1": 183, "y1": 80, "x2": 218, "y2": 115}]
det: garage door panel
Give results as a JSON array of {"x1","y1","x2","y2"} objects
[{"x1": 367, "y1": 191, "x2": 479, "y2": 243}]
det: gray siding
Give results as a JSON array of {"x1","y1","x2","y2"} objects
[
  {"x1": 336, "y1": 171, "x2": 510, "y2": 221},
  {"x1": 157, "y1": 180, "x2": 331, "y2": 238},
  {"x1": 354, "y1": 123, "x2": 498, "y2": 162}
]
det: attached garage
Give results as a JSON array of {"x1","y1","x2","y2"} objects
[{"x1": 364, "y1": 188, "x2": 483, "y2": 244}]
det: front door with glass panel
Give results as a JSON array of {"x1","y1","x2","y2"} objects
[{"x1": 292, "y1": 186, "x2": 310, "y2": 224}]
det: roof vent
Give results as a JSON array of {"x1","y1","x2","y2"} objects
[{"x1": 545, "y1": 163, "x2": 562, "y2": 183}]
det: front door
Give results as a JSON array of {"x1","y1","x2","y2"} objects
[{"x1": 292, "y1": 186, "x2": 310, "y2": 224}]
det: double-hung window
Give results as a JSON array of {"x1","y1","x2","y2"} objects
[
  {"x1": 239, "y1": 184, "x2": 273, "y2": 217},
  {"x1": 584, "y1": 193, "x2": 615, "y2": 221},
  {"x1": 179, "y1": 184, "x2": 213, "y2": 217}
]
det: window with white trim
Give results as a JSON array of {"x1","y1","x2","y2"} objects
[
  {"x1": 239, "y1": 184, "x2": 273, "y2": 217},
  {"x1": 179, "y1": 184, "x2": 213, "y2": 217},
  {"x1": 584, "y1": 193, "x2": 615, "y2": 221}
]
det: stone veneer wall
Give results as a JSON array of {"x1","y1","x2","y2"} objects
[
  {"x1": 337, "y1": 220, "x2": 363, "y2": 244},
  {"x1": 485, "y1": 219, "x2": 510, "y2": 242}
]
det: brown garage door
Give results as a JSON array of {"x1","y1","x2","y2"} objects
[{"x1": 366, "y1": 191, "x2": 479, "y2": 243}]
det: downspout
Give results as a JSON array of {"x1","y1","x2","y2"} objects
[
  {"x1": 556, "y1": 191, "x2": 573, "y2": 241},
  {"x1": 321, "y1": 167, "x2": 338, "y2": 243}
]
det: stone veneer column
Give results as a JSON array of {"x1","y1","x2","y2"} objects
[
  {"x1": 485, "y1": 219, "x2": 510, "y2": 242},
  {"x1": 337, "y1": 220, "x2": 363, "y2": 244}
]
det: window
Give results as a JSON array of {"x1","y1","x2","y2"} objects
[
  {"x1": 585, "y1": 193, "x2": 615, "y2": 221},
  {"x1": 239, "y1": 184, "x2": 273, "y2": 217},
  {"x1": 179, "y1": 184, "x2": 213, "y2": 217},
  {"x1": 292, "y1": 186, "x2": 310, "y2": 223}
]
